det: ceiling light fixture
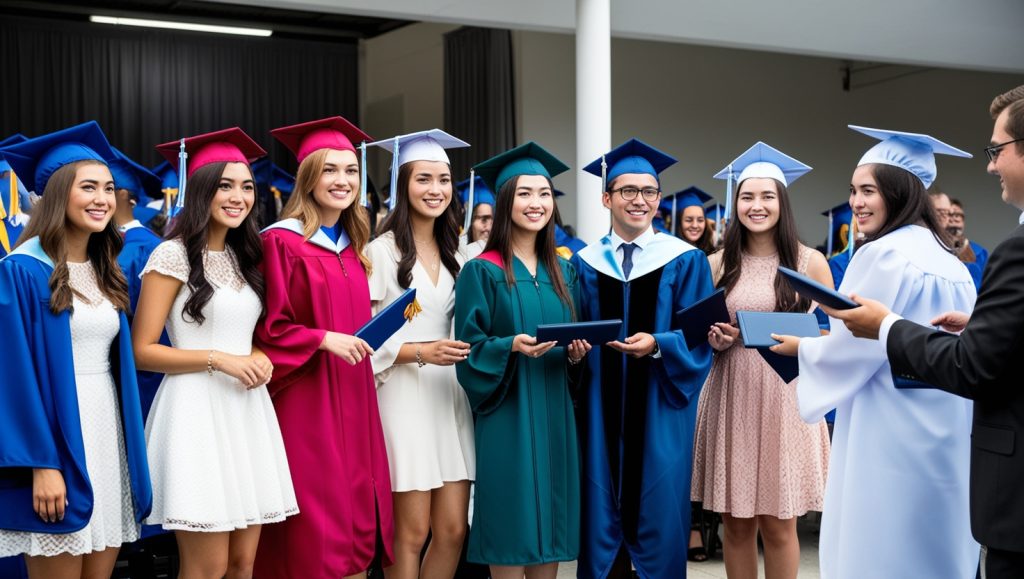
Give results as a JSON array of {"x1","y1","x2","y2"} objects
[{"x1": 90, "y1": 15, "x2": 272, "y2": 37}]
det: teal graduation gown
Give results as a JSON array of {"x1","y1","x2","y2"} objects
[{"x1": 454, "y1": 251, "x2": 581, "y2": 566}]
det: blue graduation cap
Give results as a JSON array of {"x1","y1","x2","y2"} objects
[
  {"x1": 659, "y1": 186, "x2": 712, "y2": 235},
  {"x1": 109, "y1": 147, "x2": 161, "y2": 205},
  {"x1": 457, "y1": 176, "x2": 495, "y2": 208},
  {"x1": 0, "y1": 133, "x2": 28, "y2": 149},
  {"x1": 0, "y1": 121, "x2": 117, "y2": 194},
  {"x1": 582, "y1": 138, "x2": 677, "y2": 188},
  {"x1": 713, "y1": 141, "x2": 812, "y2": 187},
  {"x1": 554, "y1": 189, "x2": 567, "y2": 198},
  {"x1": 368, "y1": 129, "x2": 470, "y2": 210},
  {"x1": 850, "y1": 125, "x2": 972, "y2": 188},
  {"x1": 473, "y1": 142, "x2": 570, "y2": 193},
  {"x1": 821, "y1": 201, "x2": 855, "y2": 257},
  {"x1": 0, "y1": 134, "x2": 29, "y2": 213},
  {"x1": 704, "y1": 203, "x2": 727, "y2": 221},
  {"x1": 152, "y1": 161, "x2": 179, "y2": 194},
  {"x1": 712, "y1": 142, "x2": 811, "y2": 234}
]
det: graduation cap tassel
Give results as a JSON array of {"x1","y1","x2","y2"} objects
[
  {"x1": 359, "y1": 141, "x2": 368, "y2": 208},
  {"x1": 848, "y1": 216, "x2": 856, "y2": 257},
  {"x1": 174, "y1": 138, "x2": 188, "y2": 215},
  {"x1": 600, "y1": 155, "x2": 608, "y2": 192},
  {"x1": 724, "y1": 164, "x2": 733, "y2": 226},
  {"x1": 389, "y1": 137, "x2": 399, "y2": 211},
  {"x1": 9, "y1": 171, "x2": 19, "y2": 216},
  {"x1": 463, "y1": 169, "x2": 475, "y2": 233}
]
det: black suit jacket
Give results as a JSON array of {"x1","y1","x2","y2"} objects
[{"x1": 887, "y1": 224, "x2": 1024, "y2": 552}]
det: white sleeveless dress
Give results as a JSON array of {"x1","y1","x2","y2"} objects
[
  {"x1": 142, "y1": 239, "x2": 298, "y2": 532},
  {"x1": 0, "y1": 261, "x2": 139, "y2": 557}
]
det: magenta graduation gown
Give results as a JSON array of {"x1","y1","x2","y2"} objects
[{"x1": 253, "y1": 219, "x2": 393, "y2": 578}]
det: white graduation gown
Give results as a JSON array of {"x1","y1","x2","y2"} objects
[{"x1": 797, "y1": 225, "x2": 978, "y2": 579}]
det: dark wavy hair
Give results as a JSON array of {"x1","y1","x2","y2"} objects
[
  {"x1": 166, "y1": 162, "x2": 265, "y2": 324},
  {"x1": 484, "y1": 175, "x2": 573, "y2": 308},
  {"x1": 717, "y1": 177, "x2": 810, "y2": 314},
  {"x1": 377, "y1": 161, "x2": 461, "y2": 288},
  {"x1": 18, "y1": 161, "x2": 130, "y2": 314},
  {"x1": 862, "y1": 163, "x2": 952, "y2": 250}
]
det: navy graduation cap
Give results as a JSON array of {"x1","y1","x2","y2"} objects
[{"x1": 583, "y1": 138, "x2": 677, "y2": 187}]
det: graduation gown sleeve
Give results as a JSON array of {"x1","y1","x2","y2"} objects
[
  {"x1": 255, "y1": 230, "x2": 329, "y2": 392},
  {"x1": 650, "y1": 250, "x2": 714, "y2": 408},
  {"x1": 453, "y1": 258, "x2": 517, "y2": 415}
]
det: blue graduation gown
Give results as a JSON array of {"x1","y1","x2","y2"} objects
[
  {"x1": 117, "y1": 224, "x2": 165, "y2": 419},
  {"x1": 0, "y1": 238, "x2": 152, "y2": 534},
  {"x1": 963, "y1": 239, "x2": 989, "y2": 290},
  {"x1": 827, "y1": 249, "x2": 853, "y2": 290},
  {"x1": 555, "y1": 225, "x2": 586, "y2": 255},
  {"x1": 571, "y1": 234, "x2": 714, "y2": 579}
]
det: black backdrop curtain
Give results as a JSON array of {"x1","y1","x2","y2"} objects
[
  {"x1": 0, "y1": 15, "x2": 358, "y2": 170},
  {"x1": 443, "y1": 26, "x2": 516, "y2": 180}
]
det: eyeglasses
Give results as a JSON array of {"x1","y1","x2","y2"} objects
[
  {"x1": 611, "y1": 186, "x2": 661, "y2": 201},
  {"x1": 947, "y1": 211, "x2": 965, "y2": 220},
  {"x1": 984, "y1": 137, "x2": 1024, "y2": 162}
]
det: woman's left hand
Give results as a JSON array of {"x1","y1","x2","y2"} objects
[
  {"x1": 567, "y1": 339, "x2": 592, "y2": 364},
  {"x1": 768, "y1": 334, "x2": 800, "y2": 357}
]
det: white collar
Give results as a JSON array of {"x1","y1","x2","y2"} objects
[
  {"x1": 118, "y1": 220, "x2": 142, "y2": 233},
  {"x1": 609, "y1": 226, "x2": 656, "y2": 252},
  {"x1": 1019, "y1": 211, "x2": 1024, "y2": 225},
  {"x1": 262, "y1": 217, "x2": 351, "y2": 254}
]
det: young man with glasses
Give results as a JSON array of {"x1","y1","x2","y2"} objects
[
  {"x1": 825, "y1": 85, "x2": 1024, "y2": 579},
  {"x1": 571, "y1": 139, "x2": 715, "y2": 579}
]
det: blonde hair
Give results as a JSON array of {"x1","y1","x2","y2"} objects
[{"x1": 280, "y1": 148, "x2": 372, "y2": 274}]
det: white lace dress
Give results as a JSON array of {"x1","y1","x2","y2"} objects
[
  {"x1": 0, "y1": 261, "x2": 140, "y2": 557},
  {"x1": 142, "y1": 239, "x2": 298, "y2": 532}
]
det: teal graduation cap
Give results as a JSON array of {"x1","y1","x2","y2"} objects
[
  {"x1": 109, "y1": 147, "x2": 161, "y2": 205},
  {"x1": 850, "y1": 125, "x2": 971, "y2": 188},
  {"x1": 0, "y1": 121, "x2": 117, "y2": 194},
  {"x1": 582, "y1": 138, "x2": 677, "y2": 187},
  {"x1": 713, "y1": 141, "x2": 812, "y2": 187},
  {"x1": 473, "y1": 142, "x2": 570, "y2": 193},
  {"x1": 821, "y1": 201, "x2": 855, "y2": 257}
]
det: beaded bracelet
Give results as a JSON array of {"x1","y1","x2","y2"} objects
[
  {"x1": 207, "y1": 350, "x2": 216, "y2": 376},
  {"x1": 416, "y1": 345, "x2": 426, "y2": 368}
]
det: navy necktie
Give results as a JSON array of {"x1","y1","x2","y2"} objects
[{"x1": 621, "y1": 242, "x2": 637, "y2": 280}]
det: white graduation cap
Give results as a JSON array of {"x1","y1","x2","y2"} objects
[
  {"x1": 849, "y1": 125, "x2": 972, "y2": 188},
  {"x1": 368, "y1": 129, "x2": 470, "y2": 210}
]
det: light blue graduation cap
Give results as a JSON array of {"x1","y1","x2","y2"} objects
[
  {"x1": 582, "y1": 138, "x2": 677, "y2": 189},
  {"x1": 713, "y1": 141, "x2": 812, "y2": 232},
  {"x1": 849, "y1": 125, "x2": 971, "y2": 188},
  {"x1": 821, "y1": 201, "x2": 855, "y2": 257},
  {"x1": 0, "y1": 121, "x2": 116, "y2": 194},
  {"x1": 474, "y1": 142, "x2": 570, "y2": 193},
  {"x1": 368, "y1": 129, "x2": 470, "y2": 211},
  {"x1": 109, "y1": 147, "x2": 161, "y2": 205},
  {"x1": 659, "y1": 186, "x2": 712, "y2": 235}
]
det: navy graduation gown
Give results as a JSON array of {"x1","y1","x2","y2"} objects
[
  {"x1": 0, "y1": 239, "x2": 152, "y2": 534},
  {"x1": 571, "y1": 234, "x2": 714, "y2": 579}
]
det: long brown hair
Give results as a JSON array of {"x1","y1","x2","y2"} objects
[
  {"x1": 165, "y1": 162, "x2": 266, "y2": 325},
  {"x1": 281, "y1": 147, "x2": 372, "y2": 274},
  {"x1": 717, "y1": 177, "x2": 810, "y2": 314},
  {"x1": 377, "y1": 162, "x2": 461, "y2": 288},
  {"x1": 865, "y1": 163, "x2": 952, "y2": 250},
  {"x1": 17, "y1": 160, "x2": 130, "y2": 313},
  {"x1": 484, "y1": 175, "x2": 573, "y2": 308}
]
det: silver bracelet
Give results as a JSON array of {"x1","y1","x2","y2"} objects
[{"x1": 416, "y1": 345, "x2": 426, "y2": 368}]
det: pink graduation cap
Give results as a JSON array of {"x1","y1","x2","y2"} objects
[
  {"x1": 270, "y1": 116, "x2": 371, "y2": 164},
  {"x1": 155, "y1": 127, "x2": 266, "y2": 213},
  {"x1": 155, "y1": 127, "x2": 267, "y2": 178}
]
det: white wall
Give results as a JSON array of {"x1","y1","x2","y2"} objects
[
  {"x1": 515, "y1": 30, "x2": 1024, "y2": 250},
  {"x1": 360, "y1": 22, "x2": 459, "y2": 186}
]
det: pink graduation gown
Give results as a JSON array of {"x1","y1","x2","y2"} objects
[{"x1": 253, "y1": 219, "x2": 393, "y2": 578}]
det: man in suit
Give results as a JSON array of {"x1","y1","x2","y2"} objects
[{"x1": 825, "y1": 84, "x2": 1024, "y2": 579}]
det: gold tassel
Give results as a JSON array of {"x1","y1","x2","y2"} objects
[{"x1": 403, "y1": 297, "x2": 423, "y2": 322}]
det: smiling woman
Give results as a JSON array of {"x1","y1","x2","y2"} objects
[{"x1": 0, "y1": 122, "x2": 151, "y2": 579}]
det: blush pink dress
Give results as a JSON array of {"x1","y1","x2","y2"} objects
[{"x1": 691, "y1": 246, "x2": 830, "y2": 519}]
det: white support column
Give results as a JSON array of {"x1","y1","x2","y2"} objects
[{"x1": 575, "y1": 0, "x2": 611, "y2": 244}]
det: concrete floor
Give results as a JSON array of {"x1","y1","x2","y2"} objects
[{"x1": 555, "y1": 514, "x2": 822, "y2": 578}]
